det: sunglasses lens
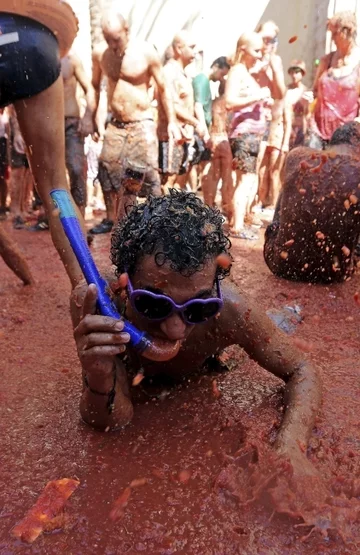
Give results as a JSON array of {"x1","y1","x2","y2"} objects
[
  {"x1": 184, "y1": 301, "x2": 221, "y2": 324},
  {"x1": 133, "y1": 293, "x2": 173, "y2": 320}
]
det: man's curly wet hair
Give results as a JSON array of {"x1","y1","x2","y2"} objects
[{"x1": 111, "y1": 189, "x2": 232, "y2": 280}]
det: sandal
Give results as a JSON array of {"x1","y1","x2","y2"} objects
[{"x1": 230, "y1": 228, "x2": 259, "y2": 241}]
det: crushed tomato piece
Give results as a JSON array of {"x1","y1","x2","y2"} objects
[{"x1": 12, "y1": 478, "x2": 80, "y2": 544}]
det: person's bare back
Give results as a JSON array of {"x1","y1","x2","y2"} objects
[
  {"x1": 61, "y1": 55, "x2": 80, "y2": 118},
  {"x1": 264, "y1": 123, "x2": 360, "y2": 282},
  {"x1": 211, "y1": 94, "x2": 227, "y2": 135}
]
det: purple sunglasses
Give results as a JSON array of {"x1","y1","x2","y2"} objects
[{"x1": 127, "y1": 275, "x2": 223, "y2": 325}]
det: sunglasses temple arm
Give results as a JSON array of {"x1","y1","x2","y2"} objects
[{"x1": 50, "y1": 190, "x2": 179, "y2": 361}]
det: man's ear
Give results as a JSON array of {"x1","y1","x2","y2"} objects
[{"x1": 109, "y1": 273, "x2": 128, "y2": 293}]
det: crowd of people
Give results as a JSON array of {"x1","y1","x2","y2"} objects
[
  {"x1": 2, "y1": 10, "x2": 360, "y2": 281},
  {"x1": 2, "y1": 3, "x2": 360, "y2": 493}
]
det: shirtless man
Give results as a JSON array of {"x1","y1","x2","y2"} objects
[
  {"x1": 256, "y1": 21, "x2": 287, "y2": 210},
  {"x1": 158, "y1": 31, "x2": 204, "y2": 190},
  {"x1": 61, "y1": 53, "x2": 96, "y2": 217},
  {"x1": 90, "y1": 10, "x2": 179, "y2": 234},
  {"x1": 264, "y1": 122, "x2": 360, "y2": 283},
  {"x1": 71, "y1": 190, "x2": 321, "y2": 481}
]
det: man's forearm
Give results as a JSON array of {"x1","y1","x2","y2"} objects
[
  {"x1": 80, "y1": 361, "x2": 133, "y2": 431},
  {"x1": 274, "y1": 362, "x2": 321, "y2": 452},
  {"x1": 174, "y1": 105, "x2": 198, "y2": 127},
  {"x1": 92, "y1": 86, "x2": 101, "y2": 124},
  {"x1": 194, "y1": 102, "x2": 208, "y2": 135},
  {"x1": 84, "y1": 87, "x2": 97, "y2": 117},
  {"x1": 159, "y1": 87, "x2": 176, "y2": 124}
]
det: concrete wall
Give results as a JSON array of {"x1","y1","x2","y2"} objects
[
  {"x1": 67, "y1": 0, "x2": 92, "y2": 74},
  {"x1": 258, "y1": 0, "x2": 322, "y2": 86}
]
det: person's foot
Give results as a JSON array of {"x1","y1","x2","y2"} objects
[
  {"x1": 229, "y1": 227, "x2": 259, "y2": 240},
  {"x1": 245, "y1": 214, "x2": 263, "y2": 228},
  {"x1": 89, "y1": 218, "x2": 114, "y2": 234},
  {"x1": 13, "y1": 215, "x2": 25, "y2": 229},
  {"x1": 27, "y1": 218, "x2": 49, "y2": 231}
]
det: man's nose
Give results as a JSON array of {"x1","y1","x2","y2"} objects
[{"x1": 160, "y1": 312, "x2": 187, "y2": 341}]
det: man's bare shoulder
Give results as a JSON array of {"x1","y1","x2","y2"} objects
[
  {"x1": 219, "y1": 279, "x2": 250, "y2": 319},
  {"x1": 123, "y1": 38, "x2": 153, "y2": 60}
]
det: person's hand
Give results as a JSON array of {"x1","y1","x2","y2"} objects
[
  {"x1": 205, "y1": 136, "x2": 213, "y2": 151},
  {"x1": 73, "y1": 283, "x2": 130, "y2": 391},
  {"x1": 13, "y1": 132, "x2": 25, "y2": 154},
  {"x1": 78, "y1": 114, "x2": 94, "y2": 137},
  {"x1": 302, "y1": 90, "x2": 314, "y2": 104},
  {"x1": 167, "y1": 121, "x2": 182, "y2": 144},
  {"x1": 203, "y1": 131, "x2": 212, "y2": 148},
  {"x1": 92, "y1": 124, "x2": 105, "y2": 143}
]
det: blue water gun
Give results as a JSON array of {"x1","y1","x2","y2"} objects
[{"x1": 50, "y1": 189, "x2": 152, "y2": 354}]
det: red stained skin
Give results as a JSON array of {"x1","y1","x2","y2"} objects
[{"x1": 2, "y1": 221, "x2": 360, "y2": 552}]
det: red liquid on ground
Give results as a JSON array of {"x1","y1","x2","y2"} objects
[{"x1": 1, "y1": 223, "x2": 360, "y2": 553}]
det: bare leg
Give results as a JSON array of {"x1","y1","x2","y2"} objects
[
  {"x1": 21, "y1": 168, "x2": 33, "y2": 214},
  {"x1": 175, "y1": 173, "x2": 188, "y2": 190},
  {"x1": 268, "y1": 149, "x2": 285, "y2": 208},
  {"x1": 0, "y1": 177, "x2": 7, "y2": 211},
  {"x1": 246, "y1": 172, "x2": 259, "y2": 217},
  {"x1": 256, "y1": 140, "x2": 267, "y2": 173},
  {"x1": 0, "y1": 224, "x2": 33, "y2": 284},
  {"x1": 201, "y1": 161, "x2": 217, "y2": 207},
  {"x1": 220, "y1": 146, "x2": 234, "y2": 218},
  {"x1": 232, "y1": 171, "x2": 259, "y2": 234},
  {"x1": 188, "y1": 165, "x2": 199, "y2": 192},
  {"x1": 14, "y1": 77, "x2": 85, "y2": 287},
  {"x1": 258, "y1": 147, "x2": 270, "y2": 207},
  {"x1": 10, "y1": 167, "x2": 26, "y2": 221},
  {"x1": 210, "y1": 156, "x2": 221, "y2": 207},
  {"x1": 162, "y1": 174, "x2": 177, "y2": 194},
  {"x1": 65, "y1": 122, "x2": 87, "y2": 218}
]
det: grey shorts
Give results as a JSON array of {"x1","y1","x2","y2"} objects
[{"x1": 99, "y1": 119, "x2": 160, "y2": 196}]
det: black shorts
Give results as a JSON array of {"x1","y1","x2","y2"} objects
[
  {"x1": 0, "y1": 13, "x2": 61, "y2": 108},
  {"x1": 190, "y1": 135, "x2": 211, "y2": 166}
]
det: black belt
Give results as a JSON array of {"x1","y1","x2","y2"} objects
[{"x1": 110, "y1": 118, "x2": 154, "y2": 129}]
